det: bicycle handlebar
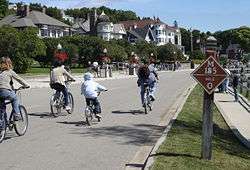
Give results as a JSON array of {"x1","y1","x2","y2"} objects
[{"x1": 14, "y1": 86, "x2": 30, "y2": 92}]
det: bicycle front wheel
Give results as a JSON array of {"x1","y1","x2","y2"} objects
[
  {"x1": 0, "y1": 115, "x2": 6, "y2": 143},
  {"x1": 67, "y1": 92, "x2": 74, "y2": 114},
  {"x1": 14, "y1": 105, "x2": 28, "y2": 136}
]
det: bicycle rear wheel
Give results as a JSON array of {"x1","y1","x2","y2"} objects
[
  {"x1": 0, "y1": 114, "x2": 6, "y2": 143},
  {"x1": 67, "y1": 92, "x2": 74, "y2": 114},
  {"x1": 50, "y1": 94, "x2": 60, "y2": 117},
  {"x1": 14, "y1": 105, "x2": 28, "y2": 136},
  {"x1": 85, "y1": 107, "x2": 93, "y2": 126}
]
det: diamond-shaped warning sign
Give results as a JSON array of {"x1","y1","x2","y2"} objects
[{"x1": 191, "y1": 56, "x2": 228, "y2": 94}]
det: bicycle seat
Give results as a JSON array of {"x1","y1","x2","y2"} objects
[{"x1": 143, "y1": 83, "x2": 149, "y2": 87}]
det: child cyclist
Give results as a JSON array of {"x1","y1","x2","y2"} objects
[{"x1": 81, "y1": 72, "x2": 107, "y2": 119}]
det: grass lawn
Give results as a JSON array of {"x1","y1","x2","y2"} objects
[
  {"x1": 21, "y1": 67, "x2": 86, "y2": 76},
  {"x1": 151, "y1": 85, "x2": 250, "y2": 170}
]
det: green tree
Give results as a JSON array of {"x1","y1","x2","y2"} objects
[
  {"x1": 46, "y1": 7, "x2": 62, "y2": 20},
  {"x1": 0, "y1": 0, "x2": 8, "y2": 18},
  {"x1": 105, "y1": 43, "x2": 127, "y2": 62},
  {"x1": 29, "y1": 3, "x2": 43, "y2": 12},
  {"x1": 42, "y1": 38, "x2": 60, "y2": 67},
  {"x1": 157, "y1": 43, "x2": 184, "y2": 62},
  {"x1": 135, "y1": 41, "x2": 157, "y2": 63},
  {"x1": 190, "y1": 50, "x2": 205, "y2": 60}
]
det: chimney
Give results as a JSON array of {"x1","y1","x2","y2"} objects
[
  {"x1": 25, "y1": 5, "x2": 30, "y2": 16},
  {"x1": 42, "y1": 7, "x2": 46, "y2": 14}
]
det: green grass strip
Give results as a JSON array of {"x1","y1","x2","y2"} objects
[{"x1": 151, "y1": 85, "x2": 250, "y2": 170}]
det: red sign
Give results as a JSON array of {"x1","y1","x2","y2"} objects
[{"x1": 191, "y1": 56, "x2": 227, "y2": 94}]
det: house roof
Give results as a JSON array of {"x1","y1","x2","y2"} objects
[
  {"x1": 72, "y1": 18, "x2": 90, "y2": 32},
  {"x1": 97, "y1": 11, "x2": 110, "y2": 23},
  {"x1": 0, "y1": 10, "x2": 71, "y2": 28},
  {"x1": 26, "y1": 11, "x2": 70, "y2": 27},
  {"x1": 10, "y1": 18, "x2": 37, "y2": 28},
  {"x1": 119, "y1": 19, "x2": 177, "y2": 31},
  {"x1": 127, "y1": 29, "x2": 144, "y2": 40},
  {"x1": 113, "y1": 24, "x2": 126, "y2": 34}
]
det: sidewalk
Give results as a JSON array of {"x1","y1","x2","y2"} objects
[{"x1": 214, "y1": 92, "x2": 250, "y2": 148}]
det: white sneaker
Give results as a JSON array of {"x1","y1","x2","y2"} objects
[
  {"x1": 65, "y1": 106, "x2": 71, "y2": 111},
  {"x1": 95, "y1": 114, "x2": 102, "y2": 118}
]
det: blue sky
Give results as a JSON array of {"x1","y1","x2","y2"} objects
[{"x1": 10, "y1": 0, "x2": 250, "y2": 32}]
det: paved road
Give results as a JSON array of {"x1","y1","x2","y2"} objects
[{"x1": 0, "y1": 71, "x2": 194, "y2": 170}]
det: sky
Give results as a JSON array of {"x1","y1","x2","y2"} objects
[{"x1": 10, "y1": 0, "x2": 250, "y2": 32}]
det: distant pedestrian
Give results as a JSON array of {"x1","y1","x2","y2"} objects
[
  {"x1": 222, "y1": 65, "x2": 231, "y2": 93},
  {"x1": 232, "y1": 71, "x2": 239, "y2": 102},
  {"x1": 92, "y1": 62, "x2": 99, "y2": 78},
  {"x1": 225, "y1": 66, "x2": 231, "y2": 93}
]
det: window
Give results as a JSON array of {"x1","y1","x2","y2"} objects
[
  {"x1": 103, "y1": 25, "x2": 109, "y2": 30},
  {"x1": 51, "y1": 30, "x2": 56, "y2": 37},
  {"x1": 40, "y1": 29, "x2": 49, "y2": 37}
]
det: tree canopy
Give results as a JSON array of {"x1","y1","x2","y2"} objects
[{"x1": 0, "y1": 0, "x2": 8, "y2": 18}]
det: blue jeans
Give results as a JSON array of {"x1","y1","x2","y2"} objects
[
  {"x1": 233, "y1": 87, "x2": 238, "y2": 101},
  {"x1": 140, "y1": 82, "x2": 157, "y2": 104},
  {"x1": 86, "y1": 98, "x2": 101, "y2": 114},
  {"x1": 0, "y1": 89, "x2": 20, "y2": 115}
]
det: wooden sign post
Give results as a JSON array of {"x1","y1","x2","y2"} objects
[{"x1": 191, "y1": 36, "x2": 227, "y2": 160}]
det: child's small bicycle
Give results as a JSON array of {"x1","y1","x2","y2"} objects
[{"x1": 84, "y1": 90, "x2": 106, "y2": 126}]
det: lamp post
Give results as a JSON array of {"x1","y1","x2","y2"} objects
[
  {"x1": 57, "y1": 43, "x2": 62, "y2": 50},
  {"x1": 189, "y1": 28, "x2": 193, "y2": 53}
]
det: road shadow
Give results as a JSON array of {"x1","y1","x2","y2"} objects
[
  {"x1": 29, "y1": 112, "x2": 68, "y2": 119},
  {"x1": 125, "y1": 163, "x2": 144, "y2": 169},
  {"x1": 57, "y1": 121, "x2": 88, "y2": 127},
  {"x1": 218, "y1": 100, "x2": 235, "y2": 103},
  {"x1": 70, "y1": 124, "x2": 165, "y2": 146},
  {"x1": 112, "y1": 110, "x2": 144, "y2": 115},
  {"x1": 29, "y1": 112, "x2": 52, "y2": 118}
]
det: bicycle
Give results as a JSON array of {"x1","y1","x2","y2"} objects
[
  {"x1": 50, "y1": 81, "x2": 74, "y2": 117},
  {"x1": 143, "y1": 83, "x2": 152, "y2": 114},
  {"x1": 0, "y1": 86, "x2": 29, "y2": 143},
  {"x1": 84, "y1": 91, "x2": 106, "y2": 126}
]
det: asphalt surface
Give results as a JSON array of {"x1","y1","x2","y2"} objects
[{"x1": 0, "y1": 71, "x2": 194, "y2": 170}]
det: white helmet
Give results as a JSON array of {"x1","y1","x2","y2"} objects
[{"x1": 84, "y1": 72, "x2": 94, "y2": 81}]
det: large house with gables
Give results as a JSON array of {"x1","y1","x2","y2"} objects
[
  {"x1": 119, "y1": 18, "x2": 183, "y2": 51},
  {"x1": 72, "y1": 10, "x2": 126, "y2": 41},
  {"x1": 0, "y1": 5, "x2": 72, "y2": 38}
]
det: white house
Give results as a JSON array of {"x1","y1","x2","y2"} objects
[{"x1": 120, "y1": 18, "x2": 183, "y2": 49}]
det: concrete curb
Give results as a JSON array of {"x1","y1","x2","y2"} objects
[
  {"x1": 214, "y1": 99, "x2": 250, "y2": 149},
  {"x1": 125, "y1": 83, "x2": 197, "y2": 170},
  {"x1": 144, "y1": 83, "x2": 197, "y2": 170}
]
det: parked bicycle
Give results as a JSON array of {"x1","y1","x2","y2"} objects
[
  {"x1": 84, "y1": 91, "x2": 106, "y2": 126},
  {"x1": 143, "y1": 83, "x2": 152, "y2": 114},
  {"x1": 50, "y1": 80, "x2": 74, "y2": 117},
  {"x1": 0, "y1": 86, "x2": 29, "y2": 143}
]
